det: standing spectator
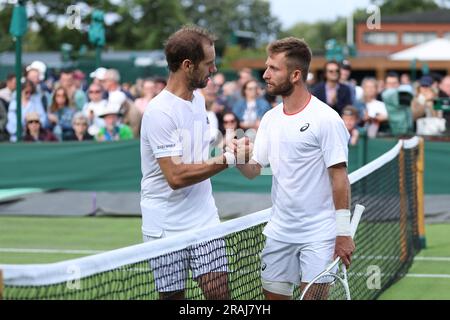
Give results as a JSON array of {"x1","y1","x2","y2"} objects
[
  {"x1": 7, "y1": 80, "x2": 47, "y2": 142},
  {"x1": 438, "y1": 75, "x2": 450, "y2": 130},
  {"x1": 384, "y1": 72, "x2": 400, "y2": 90},
  {"x1": 312, "y1": 60, "x2": 352, "y2": 115},
  {"x1": 341, "y1": 106, "x2": 360, "y2": 146},
  {"x1": 96, "y1": 104, "x2": 134, "y2": 142},
  {"x1": 103, "y1": 69, "x2": 127, "y2": 112},
  {"x1": 58, "y1": 70, "x2": 87, "y2": 111},
  {"x1": 82, "y1": 83, "x2": 107, "y2": 136},
  {"x1": 339, "y1": 60, "x2": 357, "y2": 104},
  {"x1": 23, "y1": 112, "x2": 58, "y2": 143},
  {"x1": 89, "y1": 67, "x2": 108, "y2": 92},
  {"x1": 64, "y1": 112, "x2": 94, "y2": 141},
  {"x1": 359, "y1": 77, "x2": 389, "y2": 138},
  {"x1": 26, "y1": 62, "x2": 49, "y2": 113},
  {"x1": 411, "y1": 76, "x2": 440, "y2": 121},
  {"x1": 0, "y1": 93, "x2": 8, "y2": 142},
  {"x1": 47, "y1": 87, "x2": 76, "y2": 140},
  {"x1": 134, "y1": 79, "x2": 157, "y2": 115},
  {"x1": 154, "y1": 77, "x2": 167, "y2": 95},
  {"x1": 0, "y1": 73, "x2": 16, "y2": 105},
  {"x1": 232, "y1": 79, "x2": 270, "y2": 130}
]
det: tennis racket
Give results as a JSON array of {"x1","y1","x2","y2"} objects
[{"x1": 299, "y1": 204, "x2": 365, "y2": 300}]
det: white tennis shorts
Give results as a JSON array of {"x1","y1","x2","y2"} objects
[
  {"x1": 143, "y1": 232, "x2": 228, "y2": 293},
  {"x1": 261, "y1": 237, "x2": 336, "y2": 286}
]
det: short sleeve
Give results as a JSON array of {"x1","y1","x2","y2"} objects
[
  {"x1": 319, "y1": 116, "x2": 350, "y2": 168},
  {"x1": 251, "y1": 114, "x2": 270, "y2": 167},
  {"x1": 142, "y1": 109, "x2": 183, "y2": 158}
]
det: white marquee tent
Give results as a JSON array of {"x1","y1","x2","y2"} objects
[{"x1": 390, "y1": 38, "x2": 450, "y2": 61}]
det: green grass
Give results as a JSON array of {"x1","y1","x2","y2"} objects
[
  {"x1": 0, "y1": 216, "x2": 142, "y2": 264},
  {"x1": 1, "y1": 216, "x2": 449, "y2": 299},
  {"x1": 378, "y1": 224, "x2": 450, "y2": 300}
]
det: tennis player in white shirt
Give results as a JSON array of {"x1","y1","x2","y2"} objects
[
  {"x1": 229, "y1": 37, "x2": 355, "y2": 300},
  {"x1": 140, "y1": 26, "x2": 250, "y2": 300}
]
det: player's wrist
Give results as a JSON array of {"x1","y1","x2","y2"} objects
[
  {"x1": 336, "y1": 209, "x2": 351, "y2": 236},
  {"x1": 223, "y1": 151, "x2": 236, "y2": 168}
]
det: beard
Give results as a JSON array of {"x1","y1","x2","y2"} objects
[
  {"x1": 187, "y1": 68, "x2": 209, "y2": 90},
  {"x1": 266, "y1": 77, "x2": 294, "y2": 96}
]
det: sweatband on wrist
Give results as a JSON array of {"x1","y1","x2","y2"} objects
[
  {"x1": 223, "y1": 151, "x2": 236, "y2": 167},
  {"x1": 336, "y1": 209, "x2": 351, "y2": 236}
]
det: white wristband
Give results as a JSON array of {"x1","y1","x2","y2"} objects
[
  {"x1": 223, "y1": 151, "x2": 236, "y2": 167},
  {"x1": 336, "y1": 209, "x2": 351, "y2": 236}
]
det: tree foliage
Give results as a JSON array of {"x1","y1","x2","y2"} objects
[{"x1": 0, "y1": 0, "x2": 280, "y2": 54}]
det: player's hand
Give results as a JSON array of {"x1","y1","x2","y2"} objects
[
  {"x1": 334, "y1": 236, "x2": 355, "y2": 268},
  {"x1": 225, "y1": 137, "x2": 253, "y2": 164},
  {"x1": 235, "y1": 137, "x2": 253, "y2": 164}
]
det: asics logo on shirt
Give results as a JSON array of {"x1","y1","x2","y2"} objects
[{"x1": 300, "y1": 123, "x2": 310, "y2": 132}]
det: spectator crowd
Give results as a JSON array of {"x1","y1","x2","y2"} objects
[{"x1": 1, "y1": 60, "x2": 449, "y2": 146}]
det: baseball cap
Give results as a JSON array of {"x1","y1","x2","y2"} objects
[
  {"x1": 419, "y1": 75, "x2": 433, "y2": 87},
  {"x1": 89, "y1": 67, "x2": 107, "y2": 81},
  {"x1": 26, "y1": 61, "x2": 46, "y2": 81}
]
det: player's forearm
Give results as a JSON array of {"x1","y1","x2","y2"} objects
[
  {"x1": 167, "y1": 155, "x2": 228, "y2": 189},
  {"x1": 329, "y1": 165, "x2": 351, "y2": 210},
  {"x1": 236, "y1": 161, "x2": 261, "y2": 180}
]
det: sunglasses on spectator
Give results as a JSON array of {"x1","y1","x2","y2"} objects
[
  {"x1": 74, "y1": 122, "x2": 87, "y2": 126},
  {"x1": 27, "y1": 120, "x2": 40, "y2": 124},
  {"x1": 223, "y1": 119, "x2": 236, "y2": 124},
  {"x1": 327, "y1": 69, "x2": 339, "y2": 73},
  {"x1": 89, "y1": 90, "x2": 102, "y2": 94}
]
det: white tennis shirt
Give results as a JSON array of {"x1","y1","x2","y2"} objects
[
  {"x1": 140, "y1": 89, "x2": 219, "y2": 237},
  {"x1": 252, "y1": 95, "x2": 350, "y2": 243}
]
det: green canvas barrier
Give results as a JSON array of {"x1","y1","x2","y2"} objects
[{"x1": 0, "y1": 138, "x2": 448, "y2": 194}]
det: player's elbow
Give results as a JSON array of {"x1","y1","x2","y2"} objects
[{"x1": 167, "y1": 176, "x2": 184, "y2": 190}]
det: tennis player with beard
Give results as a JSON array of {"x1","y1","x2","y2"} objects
[
  {"x1": 229, "y1": 37, "x2": 355, "y2": 300},
  {"x1": 140, "y1": 26, "x2": 251, "y2": 300}
]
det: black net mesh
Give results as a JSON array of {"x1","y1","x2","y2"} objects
[{"x1": 2, "y1": 144, "x2": 421, "y2": 300}]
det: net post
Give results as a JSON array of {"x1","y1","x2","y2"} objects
[
  {"x1": 416, "y1": 137, "x2": 426, "y2": 249},
  {"x1": 398, "y1": 145, "x2": 408, "y2": 263}
]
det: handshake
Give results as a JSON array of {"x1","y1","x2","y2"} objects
[{"x1": 222, "y1": 137, "x2": 253, "y2": 167}]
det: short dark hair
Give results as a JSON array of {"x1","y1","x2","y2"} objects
[
  {"x1": 6, "y1": 73, "x2": 16, "y2": 82},
  {"x1": 385, "y1": 71, "x2": 399, "y2": 80},
  {"x1": 164, "y1": 25, "x2": 217, "y2": 72},
  {"x1": 267, "y1": 37, "x2": 312, "y2": 82}
]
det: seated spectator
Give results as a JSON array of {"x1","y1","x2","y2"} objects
[
  {"x1": 341, "y1": 106, "x2": 360, "y2": 146},
  {"x1": 312, "y1": 60, "x2": 352, "y2": 115},
  {"x1": 232, "y1": 79, "x2": 270, "y2": 130},
  {"x1": 96, "y1": 104, "x2": 134, "y2": 142},
  {"x1": 134, "y1": 79, "x2": 156, "y2": 115},
  {"x1": 47, "y1": 87, "x2": 76, "y2": 141},
  {"x1": 64, "y1": 112, "x2": 94, "y2": 141},
  {"x1": 23, "y1": 112, "x2": 58, "y2": 143},
  {"x1": 7, "y1": 80, "x2": 47, "y2": 142}
]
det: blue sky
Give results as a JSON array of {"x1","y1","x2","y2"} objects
[{"x1": 269, "y1": 0, "x2": 373, "y2": 29}]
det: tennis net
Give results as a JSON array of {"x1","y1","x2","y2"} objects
[{"x1": 0, "y1": 137, "x2": 423, "y2": 300}]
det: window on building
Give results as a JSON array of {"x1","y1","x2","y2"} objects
[
  {"x1": 402, "y1": 32, "x2": 437, "y2": 45},
  {"x1": 363, "y1": 32, "x2": 398, "y2": 45}
]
